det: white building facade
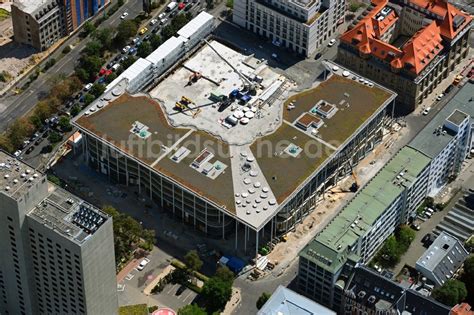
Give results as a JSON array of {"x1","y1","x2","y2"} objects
[
  {"x1": 106, "y1": 12, "x2": 215, "y2": 94},
  {"x1": 233, "y1": 0, "x2": 345, "y2": 57}
]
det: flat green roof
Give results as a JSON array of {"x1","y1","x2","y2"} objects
[
  {"x1": 284, "y1": 75, "x2": 392, "y2": 146},
  {"x1": 300, "y1": 147, "x2": 431, "y2": 272}
]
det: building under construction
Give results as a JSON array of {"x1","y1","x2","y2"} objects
[{"x1": 73, "y1": 30, "x2": 396, "y2": 255}]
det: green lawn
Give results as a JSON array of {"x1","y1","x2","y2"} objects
[{"x1": 119, "y1": 304, "x2": 148, "y2": 315}]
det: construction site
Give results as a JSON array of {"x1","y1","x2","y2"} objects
[
  {"x1": 73, "y1": 33, "x2": 397, "y2": 259},
  {"x1": 150, "y1": 40, "x2": 287, "y2": 146}
]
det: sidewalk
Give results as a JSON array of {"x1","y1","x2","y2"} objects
[
  {"x1": 117, "y1": 258, "x2": 141, "y2": 283},
  {"x1": 265, "y1": 123, "x2": 409, "y2": 279},
  {"x1": 222, "y1": 287, "x2": 241, "y2": 315}
]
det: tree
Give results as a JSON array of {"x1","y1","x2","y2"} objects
[
  {"x1": 71, "y1": 105, "x2": 81, "y2": 117},
  {"x1": 184, "y1": 250, "x2": 203, "y2": 273},
  {"x1": 256, "y1": 292, "x2": 271, "y2": 310},
  {"x1": 114, "y1": 20, "x2": 138, "y2": 46},
  {"x1": 0, "y1": 135, "x2": 14, "y2": 153},
  {"x1": 105, "y1": 72, "x2": 117, "y2": 84},
  {"x1": 161, "y1": 25, "x2": 175, "y2": 41},
  {"x1": 178, "y1": 304, "x2": 207, "y2": 315},
  {"x1": 171, "y1": 14, "x2": 189, "y2": 30},
  {"x1": 83, "y1": 40, "x2": 104, "y2": 57},
  {"x1": 432, "y1": 280, "x2": 467, "y2": 306},
  {"x1": 7, "y1": 118, "x2": 34, "y2": 149},
  {"x1": 90, "y1": 83, "x2": 106, "y2": 98},
  {"x1": 462, "y1": 255, "x2": 474, "y2": 305},
  {"x1": 379, "y1": 235, "x2": 400, "y2": 267},
  {"x1": 215, "y1": 266, "x2": 234, "y2": 283},
  {"x1": 83, "y1": 93, "x2": 96, "y2": 105},
  {"x1": 48, "y1": 131, "x2": 63, "y2": 143},
  {"x1": 226, "y1": 0, "x2": 233, "y2": 8},
  {"x1": 137, "y1": 41, "x2": 152, "y2": 58},
  {"x1": 201, "y1": 277, "x2": 232, "y2": 313},
  {"x1": 121, "y1": 55, "x2": 137, "y2": 70},
  {"x1": 397, "y1": 225, "x2": 416, "y2": 250},
  {"x1": 93, "y1": 28, "x2": 113, "y2": 51},
  {"x1": 101, "y1": 205, "x2": 156, "y2": 266},
  {"x1": 150, "y1": 34, "x2": 162, "y2": 49},
  {"x1": 81, "y1": 21, "x2": 96, "y2": 37},
  {"x1": 75, "y1": 67, "x2": 89, "y2": 83},
  {"x1": 58, "y1": 116, "x2": 72, "y2": 132}
]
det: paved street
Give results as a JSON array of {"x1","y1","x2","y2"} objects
[{"x1": 0, "y1": 0, "x2": 143, "y2": 130}]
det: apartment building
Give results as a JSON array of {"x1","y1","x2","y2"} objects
[
  {"x1": 416, "y1": 232, "x2": 469, "y2": 287},
  {"x1": 408, "y1": 81, "x2": 474, "y2": 196},
  {"x1": 342, "y1": 266, "x2": 453, "y2": 315},
  {"x1": 233, "y1": 0, "x2": 345, "y2": 57},
  {"x1": 337, "y1": 0, "x2": 472, "y2": 112},
  {"x1": 12, "y1": 0, "x2": 109, "y2": 50},
  {"x1": 0, "y1": 151, "x2": 117, "y2": 315},
  {"x1": 298, "y1": 146, "x2": 431, "y2": 310},
  {"x1": 11, "y1": 0, "x2": 66, "y2": 51},
  {"x1": 297, "y1": 82, "x2": 474, "y2": 311}
]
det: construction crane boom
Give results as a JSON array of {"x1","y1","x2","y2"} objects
[{"x1": 204, "y1": 39, "x2": 255, "y2": 91}]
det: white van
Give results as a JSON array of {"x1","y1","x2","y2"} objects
[{"x1": 112, "y1": 64, "x2": 121, "y2": 71}]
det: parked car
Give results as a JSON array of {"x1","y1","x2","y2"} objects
[
  {"x1": 139, "y1": 27, "x2": 148, "y2": 35},
  {"x1": 160, "y1": 18, "x2": 168, "y2": 25},
  {"x1": 135, "y1": 40, "x2": 142, "y2": 47},
  {"x1": 25, "y1": 146, "x2": 34, "y2": 155},
  {"x1": 119, "y1": 55, "x2": 129, "y2": 63},
  {"x1": 120, "y1": 12, "x2": 129, "y2": 19},
  {"x1": 170, "y1": 11, "x2": 177, "y2": 17},
  {"x1": 143, "y1": 34, "x2": 151, "y2": 41},
  {"x1": 99, "y1": 68, "x2": 107, "y2": 75},
  {"x1": 122, "y1": 45, "x2": 131, "y2": 54},
  {"x1": 410, "y1": 223, "x2": 421, "y2": 231},
  {"x1": 314, "y1": 52, "x2": 322, "y2": 60},
  {"x1": 328, "y1": 39, "x2": 337, "y2": 47},
  {"x1": 422, "y1": 107, "x2": 431, "y2": 115},
  {"x1": 132, "y1": 37, "x2": 140, "y2": 45},
  {"x1": 112, "y1": 64, "x2": 121, "y2": 71},
  {"x1": 178, "y1": 2, "x2": 186, "y2": 9},
  {"x1": 436, "y1": 93, "x2": 444, "y2": 101},
  {"x1": 84, "y1": 83, "x2": 93, "y2": 91},
  {"x1": 14, "y1": 150, "x2": 22, "y2": 157},
  {"x1": 137, "y1": 258, "x2": 150, "y2": 271},
  {"x1": 128, "y1": 47, "x2": 137, "y2": 55},
  {"x1": 158, "y1": 12, "x2": 166, "y2": 19},
  {"x1": 422, "y1": 233, "x2": 431, "y2": 243},
  {"x1": 152, "y1": 27, "x2": 160, "y2": 34},
  {"x1": 149, "y1": 18, "x2": 158, "y2": 26}
]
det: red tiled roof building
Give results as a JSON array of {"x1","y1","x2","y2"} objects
[{"x1": 337, "y1": 0, "x2": 471, "y2": 112}]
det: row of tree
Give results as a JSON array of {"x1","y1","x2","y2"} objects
[
  {"x1": 0, "y1": 75, "x2": 82, "y2": 153},
  {"x1": 102, "y1": 205, "x2": 155, "y2": 268},
  {"x1": 374, "y1": 225, "x2": 416, "y2": 268}
]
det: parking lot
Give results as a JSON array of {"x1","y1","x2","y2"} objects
[
  {"x1": 392, "y1": 160, "x2": 474, "y2": 276},
  {"x1": 117, "y1": 246, "x2": 198, "y2": 310}
]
